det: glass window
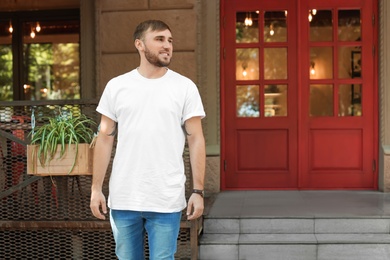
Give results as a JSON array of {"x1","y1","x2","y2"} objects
[
  {"x1": 309, "y1": 10, "x2": 332, "y2": 42},
  {"x1": 264, "y1": 11, "x2": 287, "y2": 42},
  {"x1": 264, "y1": 85, "x2": 287, "y2": 117},
  {"x1": 264, "y1": 48, "x2": 287, "y2": 79},
  {"x1": 339, "y1": 84, "x2": 362, "y2": 116},
  {"x1": 22, "y1": 20, "x2": 80, "y2": 100},
  {"x1": 0, "y1": 21, "x2": 13, "y2": 101},
  {"x1": 236, "y1": 48, "x2": 259, "y2": 80},
  {"x1": 310, "y1": 84, "x2": 333, "y2": 116},
  {"x1": 310, "y1": 47, "x2": 333, "y2": 79},
  {"x1": 338, "y1": 10, "x2": 361, "y2": 42},
  {"x1": 236, "y1": 11, "x2": 259, "y2": 43},
  {"x1": 0, "y1": 10, "x2": 79, "y2": 101},
  {"x1": 237, "y1": 85, "x2": 260, "y2": 117},
  {"x1": 338, "y1": 47, "x2": 362, "y2": 79}
]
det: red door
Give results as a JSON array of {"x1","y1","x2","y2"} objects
[
  {"x1": 222, "y1": 0, "x2": 298, "y2": 189},
  {"x1": 299, "y1": 0, "x2": 378, "y2": 189},
  {"x1": 221, "y1": 0, "x2": 378, "y2": 189}
]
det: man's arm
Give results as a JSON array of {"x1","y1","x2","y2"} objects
[
  {"x1": 184, "y1": 116, "x2": 206, "y2": 220},
  {"x1": 90, "y1": 115, "x2": 116, "y2": 220}
]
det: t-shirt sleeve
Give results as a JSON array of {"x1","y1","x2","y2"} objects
[
  {"x1": 182, "y1": 82, "x2": 206, "y2": 124},
  {"x1": 96, "y1": 80, "x2": 118, "y2": 122}
]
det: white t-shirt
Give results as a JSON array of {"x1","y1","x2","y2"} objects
[{"x1": 96, "y1": 68, "x2": 205, "y2": 213}]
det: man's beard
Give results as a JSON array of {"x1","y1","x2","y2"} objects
[{"x1": 144, "y1": 45, "x2": 171, "y2": 67}]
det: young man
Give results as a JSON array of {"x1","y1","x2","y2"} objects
[{"x1": 90, "y1": 20, "x2": 206, "y2": 259}]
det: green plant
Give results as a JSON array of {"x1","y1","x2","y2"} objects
[{"x1": 30, "y1": 112, "x2": 97, "y2": 173}]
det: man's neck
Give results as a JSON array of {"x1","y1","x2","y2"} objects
[{"x1": 137, "y1": 64, "x2": 168, "y2": 79}]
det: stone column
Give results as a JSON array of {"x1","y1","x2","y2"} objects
[{"x1": 379, "y1": 0, "x2": 390, "y2": 192}]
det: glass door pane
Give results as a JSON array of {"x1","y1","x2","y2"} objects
[
  {"x1": 22, "y1": 20, "x2": 80, "y2": 100},
  {"x1": 264, "y1": 48, "x2": 287, "y2": 79},
  {"x1": 264, "y1": 11, "x2": 287, "y2": 42},
  {"x1": 338, "y1": 10, "x2": 361, "y2": 42},
  {"x1": 338, "y1": 47, "x2": 362, "y2": 79},
  {"x1": 310, "y1": 47, "x2": 333, "y2": 79},
  {"x1": 237, "y1": 85, "x2": 260, "y2": 117},
  {"x1": 310, "y1": 84, "x2": 333, "y2": 116},
  {"x1": 339, "y1": 84, "x2": 362, "y2": 116},
  {"x1": 309, "y1": 10, "x2": 332, "y2": 42},
  {"x1": 264, "y1": 85, "x2": 287, "y2": 117},
  {"x1": 236, "y1": 11, "x2": 259, "y2": 43},
  {"x1": 236, "y1": 48, "x2": 259, "y2": 80}
]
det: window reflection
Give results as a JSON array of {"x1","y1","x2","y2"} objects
[
  {"x1": 310, "y1": 84, "x2": 333, "y2": 116},
  {"x1": 236, "y1": 11, "x2": 259, "y2": 43},
  {"x1": 23, "y1": 20, "x2": 80, "y2": 100},
  {"x1": 264, "y1": 85, "x2": 287, "y2": 117},
  {"x1": 236, "y1": 48, "x2": 259, "y2": 80},
  {"x1": 338, "y1": 47, "x2": 361, "y2": 79},
  {"x1": 310, "y1": 10, "x2": 332, "y2": 42},
  {"x1": 339, "y1": 84, "x2": 362, "y2": 116},
  {"x1": 264, "y1": 48, "x2": 287, "y2": 79},
  {"x1": 310, "y1": 47, "x2": 333, "y2": 79},
  {"x1": 237, "y1": 85, "x2": 260, "y2": 117},
  {"x1": 0, "y1": 21, "x2": 13, "y2": 101},
  {"x1": 264, "y1": 11, "x2": 287, "y2": 42},
  {"x1": 338, "y1": 10, "x2": 361, "y2": 42}
]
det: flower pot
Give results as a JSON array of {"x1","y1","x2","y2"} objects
[{"x1": 27, "y1": 143, "x2": 93, "y2": 176}]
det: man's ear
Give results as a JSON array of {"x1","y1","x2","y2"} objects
[{"x1": 134, "y1": 39, "x2": 143, "y2": 52}]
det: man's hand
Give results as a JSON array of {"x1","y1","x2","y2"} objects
[
  {"x1": 90, "y1": 190, "x2": 107, "y2": 220},
  {"x1": 186, "y1": 193, "x2": 204, "y2": 220}
]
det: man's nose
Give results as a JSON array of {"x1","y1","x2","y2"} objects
[{"x1": 163, "y1": 40, "x2": 171, "y2": 49}]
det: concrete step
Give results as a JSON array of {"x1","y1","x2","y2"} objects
[
  {"x1": 199, "y1": 217, "x2": 390, "y2": 260},
  {"x1": 203, "y1": 217, "x2": 390, "y2": 234}
]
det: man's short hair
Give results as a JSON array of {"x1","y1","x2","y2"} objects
[{"x1": 133, "y1": 20, "x2": 172, "y2": 42}]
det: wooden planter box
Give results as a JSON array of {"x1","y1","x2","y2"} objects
[{"x1": 27, "y1": 144, "x2": 93, "y2": 176}]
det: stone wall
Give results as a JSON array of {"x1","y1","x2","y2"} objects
[
  {"x1": 383, "y1": 147, "x2": 390, "y2": 192},
  {"x1": 96, "y1": 0, "x2": 197, "y2": 91}
]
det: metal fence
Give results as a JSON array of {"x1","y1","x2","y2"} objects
[{"x1": 0, "y1": 100, "x2": 201, "y2": 259}]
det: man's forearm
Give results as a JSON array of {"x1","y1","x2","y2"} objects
[
  {"x1": 188, "y1": 135, "x2": 206, "y2": 190},
  {"x1": 92, "y1": 133, "x2": 114, "y2": 191}
]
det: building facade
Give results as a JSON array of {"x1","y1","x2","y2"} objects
[{"x1": 1, "y1": 0, "x2": 390, "y2": 192}]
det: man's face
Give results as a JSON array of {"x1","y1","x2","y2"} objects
[{"x1": 141, "y1": 29, "x2": 173, "y2": 67}]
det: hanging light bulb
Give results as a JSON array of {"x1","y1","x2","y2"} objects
[
  {"x1": 242, "y1": 63, "x2": 248, "y2": 77},
  {"x1": 36, "y1": 22, "x2": 41, "y2": 32},
  {"x1": 8, "y1": 21, "x2": 13, "y2": 33},
  {"x1": 312, "y1": 9, "x2": 317, "y2": 15},
  {"x1": 310, "y1": 62, "x2": 316, "y2": 75},
  {"x1": 308, "y1": 12, "x2": 313, "y2": 22},
  {"x1": 285, "y1": 10, "x2": 288, "y2": 17},
  {"x1": 270, "y1": 24, "x2": 274, "y2": 36},
  {"x1": 244, "y1": 17, "x2": 249, "y2": 26},
  {"x1": 30, "y1": 27, "x2": 36, "y2": 38}
]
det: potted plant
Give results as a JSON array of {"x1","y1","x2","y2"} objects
[{"x1": 27, "y1": 111, "x2": 97, "y2": 176}]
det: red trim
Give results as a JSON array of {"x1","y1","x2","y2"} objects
[
  {"x1": 220, "y1": 0, "x2": 226, "y2": 190},
  {"x1": 372, "y1": 0, "x2": 379, "y2": 190}
]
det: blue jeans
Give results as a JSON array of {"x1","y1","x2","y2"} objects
[{"x1": 110, "y1": 209, "x2": 181, "y2": 260}]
